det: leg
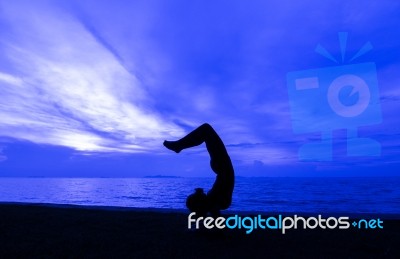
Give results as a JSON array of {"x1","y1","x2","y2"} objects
[{"x1": 164, "y1": 123, "x2": 229, "y2": 161}]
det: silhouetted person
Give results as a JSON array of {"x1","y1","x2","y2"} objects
[{"x1": 164, "y1": 123, "x2": 234, "y2": 217}]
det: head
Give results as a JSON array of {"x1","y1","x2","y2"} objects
[{"x1": 186, "y1": 188, "x2": 208, "y2": 217}]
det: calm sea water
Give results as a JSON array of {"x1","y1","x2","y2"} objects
[{"x1": 0, "y1": 177, "x2": 399, "y2": 214}]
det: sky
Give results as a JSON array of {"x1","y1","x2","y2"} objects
[{"x1": 0, "y1": 0, "x2": 399, "y2": 177}]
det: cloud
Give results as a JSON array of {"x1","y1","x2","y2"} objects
[
  {"x1": 0, "y1": 72, "x2": 23, "y2": 86},
  {"x1": 229, "y1": 145, "x2": 296, "y2": 166},
  {"x1": 0, "y1": 146, "x2": 7, "y2": 162},
  {"x1": 0, "y1": 2, "x2": 183, "y2": 153},
  {"x1": 0, "y1": 0, "x2": 399, "y2": 173}
]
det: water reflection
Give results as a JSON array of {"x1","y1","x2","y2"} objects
[{"x1": 0, "y1": 177, "x2": 399, "y2": 214}]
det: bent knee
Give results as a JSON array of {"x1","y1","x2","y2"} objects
[{"x1": 201, "y1": 123, "x2": 213, "y2": 131}]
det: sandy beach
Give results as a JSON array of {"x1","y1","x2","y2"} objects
[{"x1": 0, "y1": 203, "x2": 399, "y2": 258}]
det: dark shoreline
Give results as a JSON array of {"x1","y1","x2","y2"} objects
[
  {"x1": 1, "y1": 203, "x2": 399, "y2": 258},
  {"x1": 2, "y1": 201, "x2": 399, "y2": 219}
]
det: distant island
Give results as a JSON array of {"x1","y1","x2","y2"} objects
[{"x1": 143, "y1": 175, "x2": 183, "y2": 178}]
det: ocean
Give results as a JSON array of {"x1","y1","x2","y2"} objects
[{"x1": 0, "y1": 177, "x2": 399, "y2": 215}]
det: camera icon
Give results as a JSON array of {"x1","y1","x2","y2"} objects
[{"x1": 287, "y1": 33, "x2": 382, "y2": 161}]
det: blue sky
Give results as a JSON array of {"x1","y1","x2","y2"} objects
[{"x1": 0, "y1": 0, "x2": 399, "y2": 177}]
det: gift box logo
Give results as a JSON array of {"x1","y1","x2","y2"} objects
[{"x1": 287, "y1": 32, "x2": 382, "y2": 161}]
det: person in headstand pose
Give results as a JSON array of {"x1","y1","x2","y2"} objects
[{"x1": 163, "y1": 123, "x2": 234, "y2": 217}]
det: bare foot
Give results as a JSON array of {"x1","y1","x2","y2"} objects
[{"x1": 163, "y1": 140, "x2": 182, "y2": 153}]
